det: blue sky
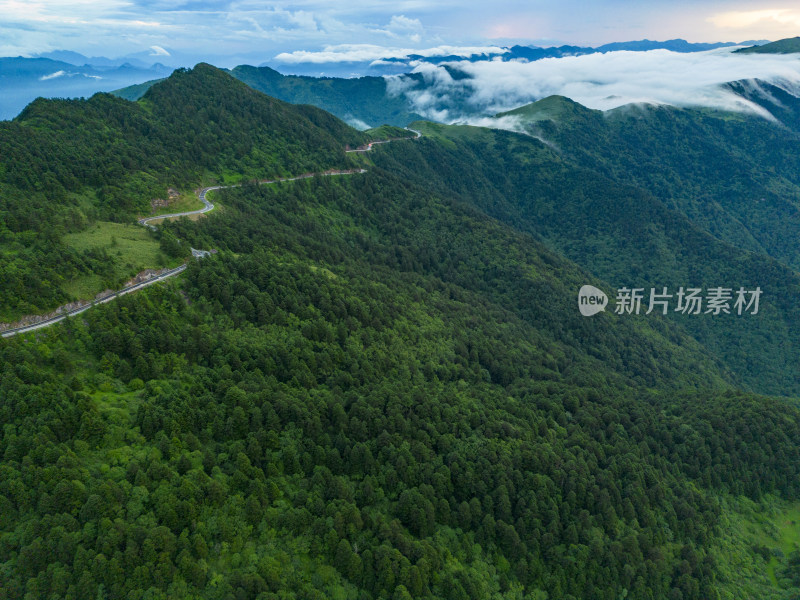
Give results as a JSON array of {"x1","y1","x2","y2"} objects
[{"x1": 2, "y1": 1, "x2": 800, "y2": 66}]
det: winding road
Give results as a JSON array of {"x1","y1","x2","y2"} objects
[
  {"x1": 2, "y1": 130, "x2": 421, "y2": 338},
  {"x1": 1, "y1": 265, "x2": 187, "y2": 338},
  {"x1": 346, "y1": 128, "x2": 422, "y2": 153},
  {"x1": 138, "y1": 187, "x2": 216, "y2": 227}
]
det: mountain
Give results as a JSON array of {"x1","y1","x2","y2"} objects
[
  {"x1": 113, "y1": 48, "x2": 797, "y2": 133},
  {"x1": 229, "y1": 66, "x2": 425, "y2": 128},
  {"x1": 264, "y1": 39, "x2": 759, "y2": 77},
  {"x1": 504, "y1": 39, "x2": 748, "y2": 62},
  {"x1": 0, "y1": 57, "x2": 174, "y2": 120},
  {"x1": 110, "y1": 77, "x2": 167, "y2": 101},
  {"x1": 495, "y1": 90, "x2": 800, "y2": 272},
  {"x1": 2, "y1": 37, "x2": 772, "y2": 122},
  {"x1": 368, "y1": 111, "x2": 800, "y2": 397},
  {"x1": 595, "y1": 38, "x2": 755, "y2": 53},
  {"x1": 112, "y1": 66, "x2": 426, "y2": 129},
  {"x1": 0, "y1": 63, "x2": 368, "y2": 319},
  {"x1": 735, "y1": 36, "x2": 800, "y2": 54},
  {"x1": 480, "y1": 91, "x2": 800, "y2": 395},
  {"x1": 33, "y1": 50, "x2": 150, "y2": 69},
  {"x1": 34, "y1": 48, "x2": 185, "y2": 69},
  {"x1": 4, "y1": 63, "x2": 800, "y2": 600}
]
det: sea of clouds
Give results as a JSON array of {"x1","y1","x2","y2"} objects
[{"x1": 385, "y1": 48, "x2": 800, "y2": 124}]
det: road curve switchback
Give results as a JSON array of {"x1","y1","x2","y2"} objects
[{"x1": 3, "y1": 131, "x2": 421, "y2": 338}]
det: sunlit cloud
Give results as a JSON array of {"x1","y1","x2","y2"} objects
[
  {"x1": 706, "y1": 8, "x2": 800, "y2": 40},
  {"x1": 708, "y1": 9, "x2": 800, "y2": 29}
]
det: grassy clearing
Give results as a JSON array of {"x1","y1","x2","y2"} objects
[
  {"x1": 63, "y1": 221, "x2": 180, "y2": 300},
  {"x1": 62, "y1": 273, "x2": 107, "y2": 301},
  {"x1": 66, "y1": 221, "x2": 160, "y2": 257},
  {"x1": 712, "y1": 495, "x2": 800, "y2": 599},
  {"x1": 743, "y1": 501, "x2": 800, "y2": 585}
]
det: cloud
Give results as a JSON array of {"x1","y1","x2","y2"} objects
[
  {"x1": 369, "y1": 15, "x2": 424, "y2": 42},
  {"x1": 38, "y1": 69, "x2": 102, "y2": 81},
  {"x1": 275, "y1": 44, "x2": 508, "y2": 64},
  {"x1": 387, "y1": 48, "x2": 800, "y2": 123},
  {"x1": 345, "y1": 116, "x2": 372, "y2": 129},
  {"x1": 706, "y1": 8, "x2": 800, "y2": 40},
  {"x1": 149, "y1": 45, "x2": 170, "y2": 56},
  {"x1": 39, "y1": 70, "x2": 66, "y2": 80},
  {"x1": 708, "y1": 9, "x2": 800, "y2": 29}
]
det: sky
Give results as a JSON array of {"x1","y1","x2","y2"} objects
[{"x1": 2, "y1": 0, "x2": 800, "y2": 67}]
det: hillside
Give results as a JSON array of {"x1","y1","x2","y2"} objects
[
  {"x1": 0, "y1": 63, "x2": 367, "y2": 321},
  {"x1": 5, "y1": 133, "x2": 800, "y2": 600},
  {"x1": 3, "y1": 65, "x2": 800, "y2": 600},
  {"x1": 496, "y1": 93, "x2": 800, "y2": 271},
  {"x1": 735, "y1": 37, "x2": 800, "y2": 54},
  {"x1": 112, "y1": 65, "x2": 426, "y2": 129},
  {"x1": 230, "y1": 66, "x2": 426, "y2": 128},
  {"x1": 368, "y1": 117, "x2": 800, "y2": 397}
]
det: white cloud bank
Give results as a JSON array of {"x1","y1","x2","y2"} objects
[
  {"x1": 275, "y1": 44, "x2": 508, "y2": 64},
  {"x1": 386, "y1": 48, "x2": 800, "y2": 123}
]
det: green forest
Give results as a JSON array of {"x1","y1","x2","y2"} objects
[
  {"x1": 3, "y1": 64, "x2": 800, "y2": 599},
  {"x1": 112, "y1": 65, "x2": 426, "y2": 129}
]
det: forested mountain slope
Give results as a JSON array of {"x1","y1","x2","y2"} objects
[
  {"x1": 498, "y1": 94, "x2": 800, "y2": 270},
  {"x1": 3, "y1": 66, "x2": 800, "y2": 600},
  {"x1": 112, "y1": 66, "x2": 426, "y2": 129},
  {"x1": 0, "y1": 63, "x2": 367, "y2": 320},
  {"x1": 368, "y1": 122, "x2": 800, "y2": 397},
  {"x1": 229, "y1": 66, "x2": 426, "y2": 128},
  {"x1": 5, "y1": 159, "x2": 800, "y2": 600}
]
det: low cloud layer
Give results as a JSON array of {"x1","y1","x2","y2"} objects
[
  {"x1": 39, "y1": 70, "x2": 102, "y2": 82},
  {"x1": 39, "y1": 70, "x2": 66, "y2": 81},
  {"x1": 274, "y1": 44, "x2": 508, "y2": 64},
  {"x1": 387, "y1": 48, "x2": 800, "y2": 123}
]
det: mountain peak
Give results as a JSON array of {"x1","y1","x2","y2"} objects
[{"x1": 496, "y1": 95, "x2": 597, "y2": 122}]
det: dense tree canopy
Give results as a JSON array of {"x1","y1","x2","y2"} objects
[{"x1": 2, "y1": 66, "x2": 800, "y2": 600}]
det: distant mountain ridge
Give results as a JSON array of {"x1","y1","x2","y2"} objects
[
  {"x1": 0, "y1": 56, "x2": 172, "y2": 120},
  {"x1": 33, "y1": 48, "x2": 180, "y2": 69},
  {"x1": 109, "y1": 45, "x2": 789, "y2": 130},
  {"x1": 370, "y1": 39, "x2": 753, "y2": 70},
  {"x1": 1, "y1": 37, "x2": 771, "y2": 120},
  {"x1": 264, "y1": 38, "x2": 768, "y2": 76}
]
